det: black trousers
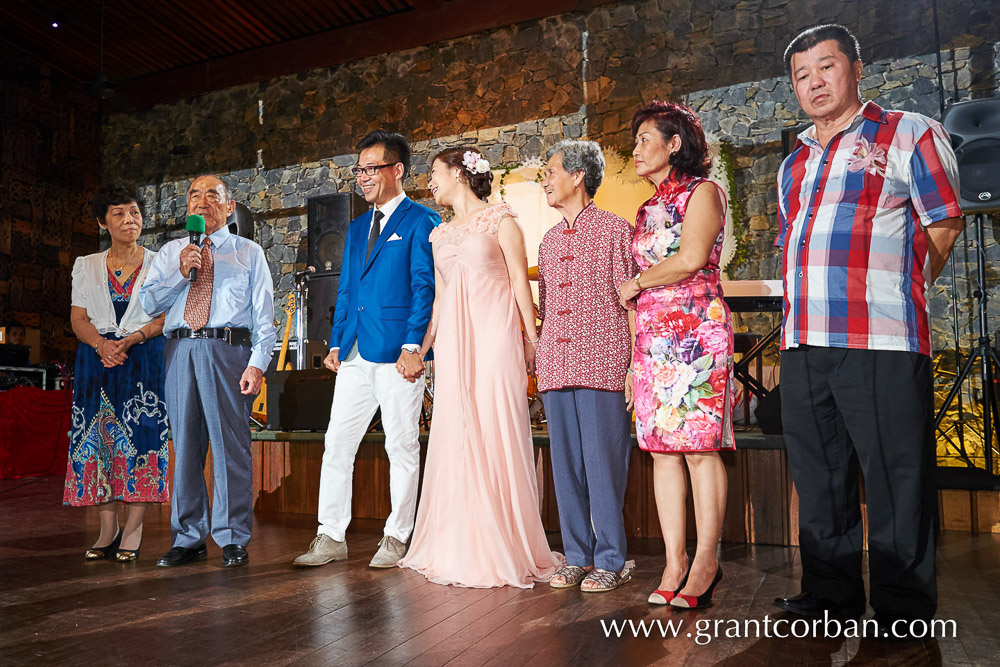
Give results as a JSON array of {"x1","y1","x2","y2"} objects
[{"x1": 780, "y1": 346, "x2": 937, "y2": 621}]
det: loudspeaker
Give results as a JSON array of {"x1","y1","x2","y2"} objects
[
  {"x1": 265, "y1": 369, "x2": 335, "y2": 431},
  {"x1": 942, "y1": 98, "x2": 1000, "y2": 213},
  {"x1": 306, "y1": 273, "x2": 339, "y2": 346},
  {"x1": 307, "y1": 192, "x2": 367, "y2": 273},
  {"x1": 227, "y1": 202, "x2": 255, "y2": 239}
]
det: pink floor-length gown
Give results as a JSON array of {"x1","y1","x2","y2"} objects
[{"x1": 398, "y1": 203, "x2": 562, "y2": 588}]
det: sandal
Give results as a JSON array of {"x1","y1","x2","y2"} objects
[
  {"x1": 581, "y1": 561, "x2": 634, "y2": 593},
  {"x1": 549, "y1": 564, "x2": 590, "y2": 589}
]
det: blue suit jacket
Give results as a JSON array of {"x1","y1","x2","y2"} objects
[{"x1": 330, "y1": 197, "x2": 439, "y2": 363}]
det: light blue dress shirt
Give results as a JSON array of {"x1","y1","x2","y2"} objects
[{"x1": 139, "y1": 225, "x2": 277, "y2": 371}]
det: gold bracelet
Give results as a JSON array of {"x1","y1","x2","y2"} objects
[{"x1": 635, "y1": 273, "x2": 644, "y2": 290}]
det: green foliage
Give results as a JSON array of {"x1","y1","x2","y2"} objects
[{"x1": 717, "y1": 142, "x2": 749, "y2": 277}]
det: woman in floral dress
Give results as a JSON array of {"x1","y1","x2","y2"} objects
[
  {"x1": 619, "y1": 101, "x2": 734, "y2": 609},
  {"x1": 64, "y1": 183, "x2": 168, "y2": 562}
]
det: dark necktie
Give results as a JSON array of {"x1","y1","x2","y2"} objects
[{"x1": 366, "y1": 210, "x2": 384, "y2": 262}]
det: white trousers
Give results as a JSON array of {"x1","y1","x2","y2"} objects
[{"x1": 317, "y1": 344, "x2": 424, "y2": 542}]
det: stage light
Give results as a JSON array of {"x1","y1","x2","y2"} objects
[{"x1": 51, "y1": 21, "x2": 59, "y2": 28}]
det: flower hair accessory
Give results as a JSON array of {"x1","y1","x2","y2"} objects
[{"x1": 462, "y1": 150, "x2": 491, "y2": 175}]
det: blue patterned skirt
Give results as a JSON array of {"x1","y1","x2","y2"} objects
[{"x1": 63, "y1": 335, "x2": 170, "y2": 506}]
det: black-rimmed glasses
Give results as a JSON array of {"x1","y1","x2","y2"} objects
[{"x1": 351, "y1": 163, "x2": 397, "y2": 177}]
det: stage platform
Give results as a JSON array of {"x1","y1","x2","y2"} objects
[
  {"x1": 2, "y1": 475, "x2": 997, "y2": 665},
  {"x1": 231, "y1": 428, "x2": 1000, "y2": 545}
]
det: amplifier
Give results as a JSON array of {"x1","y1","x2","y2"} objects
[{"x1": 265, "y1": 369, "x2": 335, "y2": 432}]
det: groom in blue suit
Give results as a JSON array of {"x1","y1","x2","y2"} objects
[{"x1": 295, "y1": 130, "x2": 439, "y2": 568}]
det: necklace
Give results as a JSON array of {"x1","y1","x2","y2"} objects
[{"x1": 109, "y1": 245, "x2": 139, "y2": 277}]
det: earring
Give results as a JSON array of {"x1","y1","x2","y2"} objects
[{"x1": 455, "y1": 174, "x2": 461, "y2": 183}]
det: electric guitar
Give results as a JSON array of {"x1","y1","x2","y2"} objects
[{"x1": 252, "y1": 295, "x2": 295, "y2": 422}]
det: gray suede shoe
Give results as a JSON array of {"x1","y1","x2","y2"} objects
[
  {"x1": 369, "y1": 535, "x2": 406, "y2": 568},
  {"x1": 293, "y1": 534, "x2": 347, "y2": 567}
]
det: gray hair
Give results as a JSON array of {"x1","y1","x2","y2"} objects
[{"x1": 546, "y1": 140, "x2": 605, "y2": 198}]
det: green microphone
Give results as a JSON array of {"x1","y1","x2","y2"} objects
[{"x1": 185, "y1": 214, "x2": 206, "y2": 282}]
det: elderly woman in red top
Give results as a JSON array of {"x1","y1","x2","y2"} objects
[
  {"x1": 619, "y1": 101, "x2": 734, "y2": 609},
  {"x1": 537, "y1": 140, "x2": 638, "y2": 592}
]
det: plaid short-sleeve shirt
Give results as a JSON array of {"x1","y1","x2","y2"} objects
[{"x1": 776, "y1": 101, "x2": 962, "y2": 356}]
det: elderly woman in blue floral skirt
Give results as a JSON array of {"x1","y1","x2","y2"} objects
[{"x1": 63, "y1": 183, "x2": 168, "y2": 563}]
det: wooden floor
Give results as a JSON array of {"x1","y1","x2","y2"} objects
[{"x1": 2, "y1": 476, "x2": 999, "y2": 666}]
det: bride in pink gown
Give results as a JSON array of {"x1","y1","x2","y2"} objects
[{"x1": 397, "y1": 146, "x2": 562, "y2": 588}]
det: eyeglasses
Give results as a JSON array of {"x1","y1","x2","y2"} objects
[{"x1": 351, "y1": 163, "x2": 397, "y2": 177}]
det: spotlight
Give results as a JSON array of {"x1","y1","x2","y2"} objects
[{"x1": 51, "y1": 21, "x2": 59, "y2": 28}]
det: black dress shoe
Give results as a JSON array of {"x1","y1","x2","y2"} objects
[
  {"x1": 222, "y1": 544, "x2": 248, "y2": 567},
  {"x1": 773, "y1": 592, "x2": 866, "y2": 618},
  {"x1": 156, "y1": 544, "x2": 207, "y2": 567}
]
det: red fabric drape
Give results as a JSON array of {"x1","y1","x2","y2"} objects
[{"x1": 0, "y1": 387, "x2": 71, "y2": 479}]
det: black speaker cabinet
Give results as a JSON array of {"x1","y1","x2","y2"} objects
[
  {"x1": 942, "y1": 98, "x2": 1000, "y2": 213},
  {"x1": 306, "y1": 272, "x2": 339, "y2": 346},
  {"x1": 307, "y1": 192, "x2": 367, "y2": 273},
  {"x1": 265, "y1": 369, "x2": 335, "y2": 431},
  {"x1": 226, "y1": 202, "x2": 255, "y2": 239}
]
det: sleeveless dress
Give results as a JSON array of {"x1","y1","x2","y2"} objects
[
  {"x1": 632, "y1": 175, "x2": 735, "y2": 453},
  {"x1": 398, "y1": 203, "x2": 562, "y2": 588},
  {"x1": 63, "y1": 260, "x2": 170, "y2": 506}
]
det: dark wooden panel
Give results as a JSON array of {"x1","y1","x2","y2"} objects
[
  {"x1": 721, "y1": 448, "x2": 747, "y2": 543},
  {"x1": 744, "y1": 449, "x2": 789, "y2": 545},
  {"x1": 621, "y1": 446, "x2": 646, "y2": 537}
]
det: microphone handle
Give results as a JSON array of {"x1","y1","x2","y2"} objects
[{"x1": 189, "y1": 232, "x2": 201, "y2": 282}]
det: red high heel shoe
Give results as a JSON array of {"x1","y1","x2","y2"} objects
[
  {"x1": 648, "y1": 567, "x2": 690, "y2": 605},
  {"x1": 670, "y1": 566, "x2": 723, "y2": 609}
]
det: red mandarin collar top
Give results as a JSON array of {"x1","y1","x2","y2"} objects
[{"x1": 535, "y1": 202, "x2": 637, "y2": 393}]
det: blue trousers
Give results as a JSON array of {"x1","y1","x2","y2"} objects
[
  {"x1": 541, "y1": 388, "x2": 631, "y2": 572},
  {"x1": 165, "y1": 338, "x2": 254, "y2": 548}
]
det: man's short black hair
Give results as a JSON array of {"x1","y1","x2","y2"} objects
[
  {"x1": 784, "y1": 24, "x2": 862, "y2": 76},
  {"x1": 356, "y1": 130, "x2": 411, "y2": 179}
]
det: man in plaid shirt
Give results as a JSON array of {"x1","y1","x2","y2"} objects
[{"x1": 772, "y1": 24, "x2": 963, "y2": 634}]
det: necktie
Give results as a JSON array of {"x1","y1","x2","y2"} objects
[
  {"x1": 366, "y1": 210, "x2": 384, "y2": 262},
  {"x1": 183, "y1": 237, "x2": 214, "y2": 331}
]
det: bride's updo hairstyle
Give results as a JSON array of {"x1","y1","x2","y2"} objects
[{"x1": 433, "y1": 146, "x2": 494, "y2": 202}]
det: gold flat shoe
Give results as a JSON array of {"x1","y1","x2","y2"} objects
[
  {"x1": 115, "y1": 548, "x2": 139, "y2": 562},
  {"x1": 84, "y1": 529, "x2": 122, "y2": 561}
]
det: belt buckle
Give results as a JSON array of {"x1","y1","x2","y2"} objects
[{"x1": 189, "y1": 329, "x2": 208, "y2": 339}]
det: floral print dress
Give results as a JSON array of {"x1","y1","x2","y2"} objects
[
  {"x1": 632, "y1": 174, "x2": 735, "y2": 453},
  {"x1": 63, "y1": 260, "x2": 169, "y2": 506}
]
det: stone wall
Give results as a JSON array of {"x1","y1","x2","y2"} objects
[
  {"x1": 100, "y1": 0, "x2": 1000, "y2": 462},
  {"x1": 103, "y1": 15, "x2": 585, "y2": 185},
  {"x1": 1, "y1": 45, "x2": 101, "y2": 362}
]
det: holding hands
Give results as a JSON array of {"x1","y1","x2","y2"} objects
[
  {"x1": 619, "y1": 276, "x2": 643, "y2": 310},
  {"x1": 396, "y1": 350, "x2": 425, "y2": 383}
]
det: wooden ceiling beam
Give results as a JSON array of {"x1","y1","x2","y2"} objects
[{"x1": 118, "y1": 0, "x2": 616, "y2": 108}]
